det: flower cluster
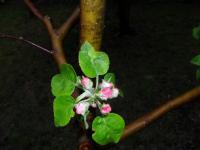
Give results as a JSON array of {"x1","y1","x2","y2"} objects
[{"x1": 75, "y1": 76, "x2": 119, "y2": 118}]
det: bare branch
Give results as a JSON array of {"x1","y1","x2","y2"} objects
[
  {"x1": 24, "y1": 0, "x2": 44, "y2": 21},
  {"x1": 122, "y1": 86, "x2": 200, "y2": 140},
  {"x1": 58, "y1": 6, "x2": 80, "y2": 40},
  {"x1": 24, "y1": 0, "x2": 54, "y2": 35},
  {"x1": 0, "y1": 34, "x2": 53, "y2": 55},
  {"x1": 23, "y1": 0, "x2": 67, "y2": 65}
]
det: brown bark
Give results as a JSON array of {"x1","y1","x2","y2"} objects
[
  {"x1": 51, "y1": 34, "x2": 67, "y2": 65},
  {"x1": 122, "y1": 86, "x2": 200, "y2": 140},
  {"x1": 80, "y1": 0, "x2": 106, "y2": 50}
]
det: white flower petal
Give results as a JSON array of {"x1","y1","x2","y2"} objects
[
  {"x1": 112, "y1": 88, "x2": 119, "y2": 98},
  {"x1": 99, "y1": 80, "x2": 113, "y2": 89}
]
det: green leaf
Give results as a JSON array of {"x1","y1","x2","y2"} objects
[
  {"x1": 51, "y1": 74, "x2": 74, "y2": 96},
  {"x1": 192, "y1": 26, "x2": 200, "y2": 40},
  {"x1": 79, "y1": 42, "x2": 110, "y2": 78},
  {"x1": 92, "y1": 113, "x2": 125, "y2": 145},
  {"x1": 51, "y1": 64, "x2": 77, "y2": 96},
  {"x1": 53, "y1": 96, "x2": 75, "y2": 127},
  {"x1": 60, "y1": 64, "x2": 77, "y2": 79},
  {"x1": 104, "y1": 73, "x2": 116, "y2": 84},
  {"x1": 191, "y1": 55, "x2": 200, "y2": 66},
  {"x1": 196, "y1": 68, "x2": 200, "y2": 81}
]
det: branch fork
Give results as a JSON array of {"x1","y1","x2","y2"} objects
[{"x1": 24, "y1": 0, "x2": 80, "y2": 65}]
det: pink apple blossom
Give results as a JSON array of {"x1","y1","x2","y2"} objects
[
  {"x1": 81, "y1": 76, "x2": 93, "y2": 89},
  {"x1": 98, "y1": 80, "x2": 119, "y2": 100},
  {"x1": 75, "y1": 102, "x2": 89, "y2": 115},
  {"x1": 99, "y1": 87, "x2": 113, "y2": 100},
  {"x1": 101, "y1": 104, "x2": 112, "y2": 114}
]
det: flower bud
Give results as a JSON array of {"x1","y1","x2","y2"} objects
[
  {"x1": 101, "y1": 104, "x2": 112, "y2": 114},
  {"x1": 75, "y1": 102, "x2": 89, "y2": 115},
  {"x1": 99, "y1": 87, "x2": 113, "y2": 100},
  {"x1": 81, "y1": 76, "x2": 93, "y2": 89}
]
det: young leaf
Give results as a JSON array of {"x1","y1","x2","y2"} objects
[
  {"x1": 79, "y1": 42, "x2": 110, "y2": 78},
  {"x1": 192, "y1": 26, "x2": 200, "y2": 40},
  {"x1": 51, "y1": 64, "x2": 77, "y2": 96},
  {"x1": 60, "y1": 64, "x2": 77, "y2": 80},
  {"x1": 104, "y1": 73, "x2": 116, "y2": 84},
  {"x1": 92, "y1": 113, "x2": 125, "y2": 145},
  {"x1": 51, "y1": 74, "x2": 74, "y2": 96},
  {"x1": 53, "y1": 96, "x2": 75, "y2": 127},
  {"x1": 191, "y1": 55, "x2": 200, "y2": 66}
]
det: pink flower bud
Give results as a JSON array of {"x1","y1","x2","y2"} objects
[
  {"x1": 81, "y1": 76, "x2": 93, "y2": 89},
  {"x1": 101, "y1": 104, "x2": 112, "y2": 114},
  {"x1": 99, "y1": 87, "x2": 113, "y2": 100},
  {"x1": 75, "y1": 102, "x2": 89, "y2": 115}
]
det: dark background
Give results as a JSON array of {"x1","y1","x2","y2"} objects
[{"x1": 0, "y1": 0, "x2": 200, "y2": 149}]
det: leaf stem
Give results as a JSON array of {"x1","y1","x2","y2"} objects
[
  {"x1": 95, "y1": 75, "x2": 99, "y2": 90},
  {"x1": 97, "y1": 100, "x2": 102, "y2": 111},
  {"x1": 75, "y1": 95, "x2": 92, "y2": 104},
  {"x1": 83, "y1": 114, "x2": 89, "y2": 129}
]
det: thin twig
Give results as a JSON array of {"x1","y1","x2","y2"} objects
[
  {"x1": 24, "y1": 0, "x2": 44, "y2": 21},
  {"x1": 58, "y1": 6, "x2": 80, "y2": 40},
  {"x1": 121, "y1": 86, "x2": 200, "y2": 140},
  {"x1": 24, "y1": 0, "x2": 80, "y2": 65},
  {"x1": 24, "y1": 0, "x2": 55, "y2": 35},
  {"x1": 0, "y1": 34, "x2": 53, "y2": 55}
]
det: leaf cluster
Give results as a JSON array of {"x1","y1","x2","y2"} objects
[{"x1": 51, "y1": 42, "x2": 125, "y2": 145}]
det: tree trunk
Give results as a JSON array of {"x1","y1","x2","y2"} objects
[{"x1": 80, "y1": 0, "x2": 106, "y2": 50}]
